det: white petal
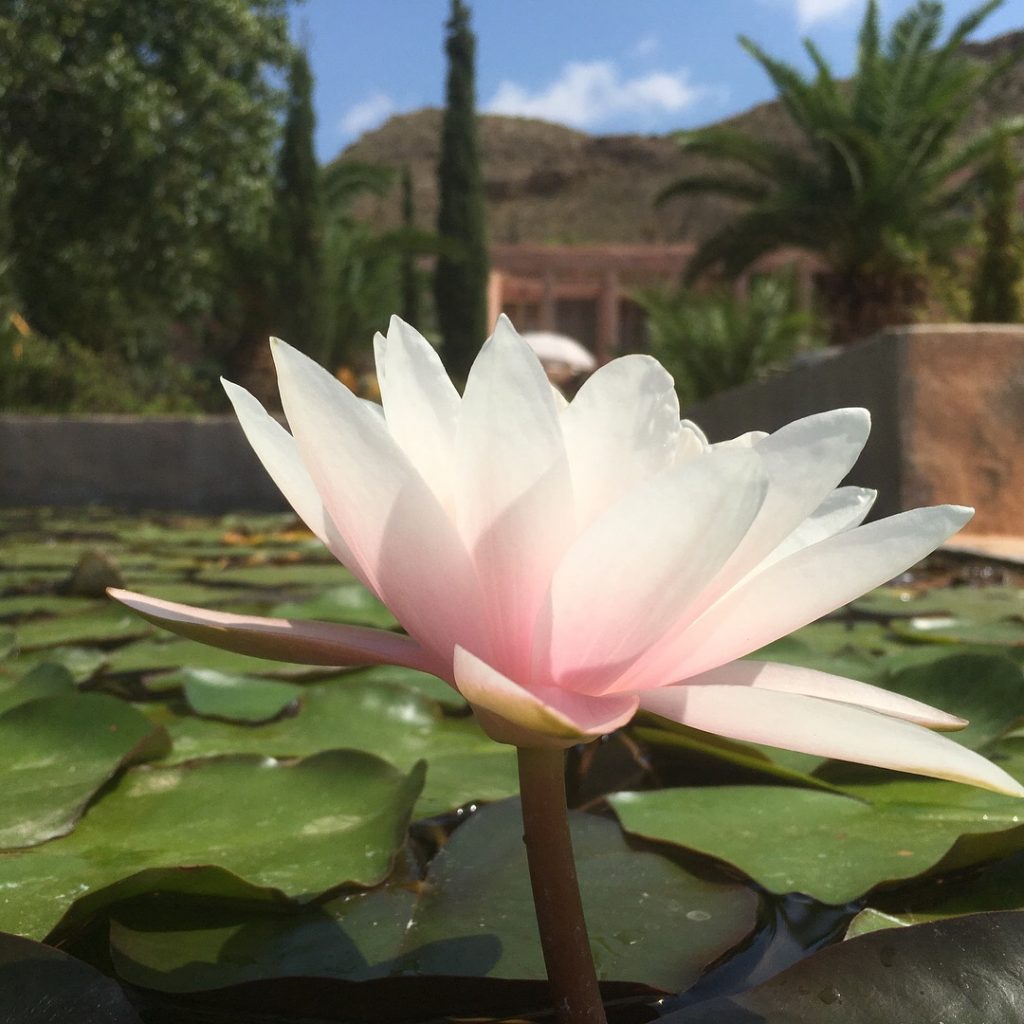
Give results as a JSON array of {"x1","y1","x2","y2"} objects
[
  {"x1": 560, "y1": 355, "x2": 680, "y2": 528},
  {"x1": 375, "y1": 316, "x2": 461, "y2": 507},
  {"x1": 699, "y1": 409, "x2": 871, "y2": 603},
  {"x1": 647, "y1": 504, "x2": 974, "y2": 682},
  {"x1": 681, "y1": 660, "x2": 966, "y2": 729},
  {"x1": 639, "y1": 683, "x2": 1024, "y2": 796},
  {"x1": 454, "y1": 646, "x2": 638, "y2": 748},
  {"x1": 713, "y1": 430, "x2": 768, "y2": 449},
  {"x1": 456, "y1": 316, "x2": 575, "y2": 681},
  {"x1": 270, "y1": 337, "x2": 486, "y2": 665},
  {"x1": 675, "y1": 420, "x2": 709, "y2": 463},
  {"x1": 109, "y1": 589, "x2": 440, "y2": 674},
  {"x1": 222, "y1": 379, "x2": 368, "y2": 586},
  {"x1": 539, "y1": 449, "x2": 767, "y2": 693},
  {"x1": 757, "y1": 486, "x2": 876, "y2": 570}
]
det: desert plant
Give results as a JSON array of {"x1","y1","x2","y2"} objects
[
  {"x1": 636, "y1": 271, "x2": 820, "y2": 405},
  {"x1": 660, "y1": 0, "x2": 1024, "y2": 344}
]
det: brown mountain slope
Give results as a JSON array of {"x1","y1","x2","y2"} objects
[{"x1": 336, "y1": 30, "x2": 1024, "y2": 246}]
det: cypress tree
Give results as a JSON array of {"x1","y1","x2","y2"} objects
[
  {"x1": 970, "y1": 134, "x2": 1023, "y2": 323},
  {"x1": 433, "y1": 0, "x2": 488, "y2": 381},
  {"x1": 274, "y1": 47, "x2": 324, "y2": 356},
  {"x1": 400, "y1": 165, "x2": 420, "y2": 325}
]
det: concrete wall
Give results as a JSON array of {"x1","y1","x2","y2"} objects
[
  {"x1": 685, "y1": 325, "x2": 1024, "y2": 536},
  {"x1": 0, "y1": 415, "x2": 286, "y2": 513},
  {"x1": 2, "y1": 325, "x2": 1022, "y2": 530}
]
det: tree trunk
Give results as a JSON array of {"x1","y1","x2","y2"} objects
[{"x1": 817, "y1": 270, "x2": 928, "y2": 346}]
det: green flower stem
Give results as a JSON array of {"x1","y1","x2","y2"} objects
[{"x1": 517, "y1": 745, "x2": 607, "y2": 1024}]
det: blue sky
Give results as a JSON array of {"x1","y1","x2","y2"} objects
[{"x1": 289, "y1": 0, "x2": 1023, "y2": 163}]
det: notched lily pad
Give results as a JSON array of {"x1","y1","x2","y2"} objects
[
  {"x1": 271, "y1": 584, "x2": 399, "y2": 629},
  {"x1": 14, "y1": 607, "x2": 153, "y2": 650},
  {"x1": 104, "y1": 799, "x2": 758, "y2": 996},
  {"x1": 154, "y1": 668, "x2": 303, "y2": 723},
  {"x1": 0, "y1": 661, "x2": 76, "y2": 714},
  {"x1": 611, "y1": 779, "x2": 1024, "y2": 904},
  {"x1": 105, "y1": 637, "x2": 331, "y2": 679},
  {"x1": 0, "y1": 693, "x2": 171, "y2": 849},
  {"x1": 148, "y1": 680, "x2": 517, "y2": 819},
  {"x1": 0, "y1": 750, "x2": 425, "y2": 939}
]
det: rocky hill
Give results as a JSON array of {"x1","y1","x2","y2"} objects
[{"x1": 335, "y1": 31, "x2": 1024, "y2": 246}]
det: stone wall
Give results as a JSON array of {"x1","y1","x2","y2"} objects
[
  {"x1": 2, "y1": 325, "x2": 1022, "y2": 531},
  {"x1": 685, "y1": 325, "x2": 1024, "y2": 536},
  {"x1": 0, "y1": 416, "x2": 285, "y2": 513}
]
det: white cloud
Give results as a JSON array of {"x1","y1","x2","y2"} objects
[
  {"x1": 629, "y1": 33, "x2": 660, "y2": 59},
  {"x1": 485, "y1": 60, "x2": 707, "y2": 130},
  {"x1": 339, "y1": 92, "x2": 396, "y2": 139},
  {"x1": 794, "y1": 0, "x2": 861, "y2": 26}
]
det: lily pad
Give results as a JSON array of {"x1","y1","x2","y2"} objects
[
  {"x1": 610, "y1": 778, "x2": 1024, "y2": 904},
  {"x1": 0, "y1": 931, "x2": 142, "y2": 1024},
  {"x1": 0, "y1": 594, "x2": 97, "y2": 619},
  {"x1": 0, "y1": 693, "x2": 171, "y2": 848},
  {"x1": 14, "y1": 608, "x2": 153, "y2": 650},
  {"x1": 0, "y1": 661, "x2": 76, "y2": 714},
  {"x1": 149, "y1": 679, "x2": 518, "y2": 819},
  {"x1": 4, "y1": 646, "x2": 108, "y2": 684},
  {"x1": 632, "y1": 719, "x2": 843, "y2": 793},
  {"x1": 171, "y1": 669, "x2": 303, "y2": 723},
  {"x1": 854, "y1": 584, "x2": 1024, "y2": 621},
  {"x1": 104, "y1": 799, "x2": 758, "y2": 995},
  {"x1": 119, "y1": 581, "x2": 250, "y2": 607},
  {"x1": 891, "y1": 616, "x2": 1024, "y2": 647},
  {"x1": 879, "y1": 653, "x2": 1024, "y2": 750},
  {"x1": 662, "y1": 911, "x2": 1024, "y2": 1023},
  {"x1": 105, "y1": 637, "x2": 332, "y2": 679},
  {"x1": 345, "y1": 664, "x2": 466, "y2": 709},
  {"x1": 0, "y1": 751, "x2": 425, "y2": 939},
  {"x1": 271, "y1": 584, "x2": 399, "y2": 629},
  {"x1": 845, "y1": 850, "x2": 1024, "y2": 938},
  {"x1": 195, "y1": 563, "x2": 352, "y2": 588}
]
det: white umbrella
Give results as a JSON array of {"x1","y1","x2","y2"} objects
[{"x1": 521, "y1": 331, "x2": 597, "y2": 374}]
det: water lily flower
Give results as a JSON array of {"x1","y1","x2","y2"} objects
[{"x1": 111, "y1": 316, "x2": 1022, "y2": 796}]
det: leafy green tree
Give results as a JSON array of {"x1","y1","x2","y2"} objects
[
  {"x1": 0, "y1": 0, "x2": 291, "y2": 353},
  {"x1": 970, "y1": 133, "x2": 1023, "y2": 322},
  {"x1": 660, "y1": 0, "x2": 1024, "y2": 345},
  {"x1": 399, "y1": 165, "x2": 421, "y2": 326},
  {"x1": 433, "y1": 0, "x2": 488, "y2": 380},
  {"x1": 636, "y1": 271, "x2": 819, "y2": 405},
  {"x1": 321, "y1": 161, "x2": 455, "y2": 369},
  {"x1": 272, "y1": 46, "x2": 324, "y2": 356}
]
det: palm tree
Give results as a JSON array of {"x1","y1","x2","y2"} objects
[
  {"x1": 660, "y1": 0, "x2": 1024, "y2": 345},
  {"x1": 636, "y1": 271, "x2": 820, "y2": 405}
]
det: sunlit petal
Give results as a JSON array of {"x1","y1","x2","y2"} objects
[
  {"x1": 640, "y1": 684, "x2": 1023, "y2": 796},
  {"x1": 454, "y1": 646, "x2": 638, "y2": 748}
]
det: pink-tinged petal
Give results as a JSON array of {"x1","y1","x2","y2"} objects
[
  {"x1": 268, "y1": 338, "x2": 487, "y2": 665},
  {"x1": 374, "y1": 317, "x2": 461, "y2": 508},
  {"x1": 454, "y1": 647, "x2": 638, "y2": 748},
  {"x1": 456, "y1": 316, "x2": 575, "y2": 681},
  {"x1": 222, "y1": 379, "x2": 372, "y2": 590},
  {"x1": 540, "y1": 449, "x2": 767, "y2": 694},
  {"x1": 681, "y1": 660, "x2": 966, "y2": 729},
  {"x1": 639, "y1": 684, "x2": 1024, "y2": 796},
  {"x1": 108, "y1": 589, "x2": 441, "y2": 674},
  {"x1": 560, "y1": 355, "x2": 680, "y2": 528},
  {"x1": 629, "y1": 504, "x2": 973, "y2": 685}
]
